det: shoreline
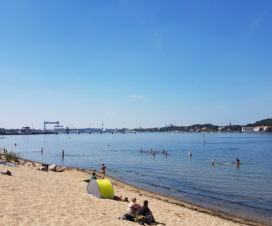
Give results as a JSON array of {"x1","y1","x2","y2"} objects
[
  {"x1": 107, "y1": 176, "x2": 264, "y2": 226},
  {"x1": 11, "y1": 158, "x2": 267, "y2": 226}
]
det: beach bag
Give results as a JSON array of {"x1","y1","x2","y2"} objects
[{"x1": 135, "y1": 215, "x2": 147, "y2": 225}]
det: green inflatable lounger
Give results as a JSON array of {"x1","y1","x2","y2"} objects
[{"x1": 87, "y1": 179, "x2": 114, "y2": 199}]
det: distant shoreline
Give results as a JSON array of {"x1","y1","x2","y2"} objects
[
  {"x1": 1, "y1": 117, "x2": 272, "y2": 135},
  {"x1": 1, "y1": 131, "x2": 272, "y2": 137}
]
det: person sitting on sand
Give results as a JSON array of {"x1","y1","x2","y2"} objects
[
  {"x1": 137, "y1": 200, "x2": 156, "y2": 224},
  {"x1": 0, "y1": 170, "x2": 12, "y2": 176},
  {"x1": 91, "y1": 171, "x2": 97, "y2": 180},
  {"x1": 126, "y1": 198, "x2": 141, "y2": 218},
  {"x1": 121, "y1": 197, "x2": 140, "y2": 221}
]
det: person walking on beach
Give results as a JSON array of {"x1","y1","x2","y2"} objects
[{"x1": 100, "y1": 163, "x2": 107, "y2": 179}]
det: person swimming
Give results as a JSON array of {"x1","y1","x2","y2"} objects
[
  {"x1": 188, "y1": 152, "x2": 192, "y2": 157},
  {"x1": 211, "y1": 158, "x2": 216, "y2": 165},
  {"x1": 236, "y1": 158, "x2": 240, "y2": 167}
]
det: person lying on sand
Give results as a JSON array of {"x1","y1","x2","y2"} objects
[
  {"x1": 113, "y1": 195, "x2": 129, "y2": 202},
  {"x1": 0, "y1": 170, "x2": 12, "y2": 176},
  {"x1": 0, "y1": 159, "x2": 8, "y2": 164}
]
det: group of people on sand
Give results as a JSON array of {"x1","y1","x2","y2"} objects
[
  {"x1": 122, "y1": 198, "x2": 157, "y2": 225},
  {"x1": 88, "y1": 163, "x2": 107, "y2": 181},
  {"x1": 86, "y1": 163, "x2": 160, "y2": 225}
]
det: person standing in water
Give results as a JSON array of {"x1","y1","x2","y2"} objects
[
  {"x1": 236, "y1": 158, "x2": 240, "y2": 167},
  {"x1": 100, "y1": 163, "x2": 107, "y2": 179},
  {"x1": 211, "y1": 158, "x2": 216, "y2": 166},
  {"x1": 61, "y1": 149, "x2": 64, "y2": 161}
]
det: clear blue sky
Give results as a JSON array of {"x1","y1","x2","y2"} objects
[{"x1": 0, "y1": 0, "x2": 271, "y2": 129}]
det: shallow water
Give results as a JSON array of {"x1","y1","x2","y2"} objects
[{"x1": 1, "y1": 133, "x2": 272, "y2": 224}]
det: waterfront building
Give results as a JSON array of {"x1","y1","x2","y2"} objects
[
  {"x1": 242, "y1": 127, "x2": 254, "y2": 133},
  {"x1": 253, "y1": 126, "x2": 272, "y2": 132}
]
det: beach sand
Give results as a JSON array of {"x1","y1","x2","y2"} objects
[{"x1": 0, "y1": 161, "x2": 264, "y2": 226}]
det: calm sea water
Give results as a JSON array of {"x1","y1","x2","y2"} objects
[{"x1": 1, "y1": 133, "x2": 272, "y2": 224}]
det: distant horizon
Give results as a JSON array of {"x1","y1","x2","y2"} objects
[
  {"x1": 1, "y1": 117, "x2": 270, "y2": 130},
  {"x1": 1, "y1": 1, "x2": 272, "y2": 129}
]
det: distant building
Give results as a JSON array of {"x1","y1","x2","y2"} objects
[
  {"x1": 242, "y1": 127, "x2": 254, "y2": 133},
  {"x1": 242, "y1": 126, "x2": 272, "y2": 133},
  {"x1": 218, "y1": 127, "x2": 224, "y2": 131},
  {"x1": 21, "y1": 127, "x2": 31, "y2": 134},
  {"x1": 254, "y1": 126, "x2": 272, "y2": 132}
]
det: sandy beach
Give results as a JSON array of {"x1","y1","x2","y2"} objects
[{"x1": 0, "y1": 160, "x2": 264, "y2": 226}]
